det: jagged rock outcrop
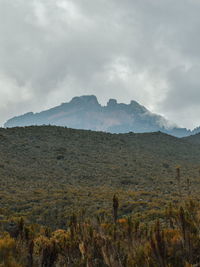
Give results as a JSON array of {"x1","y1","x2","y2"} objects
[{"x1": 4, "y1": 95, "x2": 195, "y2": 137}]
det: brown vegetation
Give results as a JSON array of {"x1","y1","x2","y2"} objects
[
  {"x1": 1, "y1": 126, "x2": 200, "y2": 265},
  {"x1": 1, "y1": 198, "x2": 200, "y2": 266}
]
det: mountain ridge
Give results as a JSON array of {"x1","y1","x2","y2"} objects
[{"x1": 4, "y1": 95, "x2": 196, "y2": 137}]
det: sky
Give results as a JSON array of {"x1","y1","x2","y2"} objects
[{"x1": 0, "y1": 0, "x2": 200, "y2": 129}]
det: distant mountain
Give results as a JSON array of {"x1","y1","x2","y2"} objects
[{"x1": 4, "y1": 95, "x2": 195, "y2": 137}]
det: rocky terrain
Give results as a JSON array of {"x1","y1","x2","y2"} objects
[{"x1": 4, "y1": 95, "x2": 194, "y2": 137}]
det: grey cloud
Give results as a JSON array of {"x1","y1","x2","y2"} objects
[
  {"x1": 160, "y1": 65, "x2": 200, "y2": 128},
  {"x1": 0, "y1": 0, "x2": 200, "y2": 128}
]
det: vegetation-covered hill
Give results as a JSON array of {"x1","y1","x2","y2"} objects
[
  {"x1": 183, "y1": 132, "x2": 200, "y2": 144},
  {"x1": 1, "y1": 126, "x2": 200, "y2": 266},
  {"x1": 1, "y1": 125, "x2": 200, "y2": 228}
]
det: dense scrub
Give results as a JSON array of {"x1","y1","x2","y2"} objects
[
  {"x1": 1, "y1": 126, "x2": 200, "y2": 225},
  {"x1": 1, "y1": 126, "x2": 200, "y2": 265},
  {"x1": 1, "y1": 198, "x2": 200, "y2": 266}
]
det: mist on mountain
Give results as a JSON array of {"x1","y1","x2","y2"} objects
[{"x1": 4, "y1": 95, "x2": 194, "y2": 137}]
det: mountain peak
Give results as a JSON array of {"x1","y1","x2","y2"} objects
[
  {"x1": 3, "y1": 95, "x2": 196, "y2": 137},
  {"x1": 107, "y1": 99, "x2": 117, "y2": 107},
  {"x1": 70, "y1": 95, "x2": 100, "y2": 106},
  {"x1": 129, "y1": 100, "x2": 147, "y2": 112}
]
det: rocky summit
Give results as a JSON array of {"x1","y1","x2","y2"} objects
[{"x1": 4, "y1": 95, "x2": 194, "y2": 137}]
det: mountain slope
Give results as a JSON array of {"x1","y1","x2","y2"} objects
[
  {"x1": 4, "y1": 95, "x2": 192, "y2": 137},
  {"x1": 183, "y1": 132, "x2": 200, "y2": 144},
  {"x1": 0, "y1": 125, "x2": 200, "y2": 188},
  {"x1": 1, "y1": 125, "x2": 200, "y2": 224}
]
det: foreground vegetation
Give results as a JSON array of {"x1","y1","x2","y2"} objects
[{"x1": 1, "y1": 197, "x2": 200, "y2": 266}]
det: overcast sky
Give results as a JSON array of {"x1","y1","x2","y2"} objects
[{"x1": 0, "y1": 0, "x2": 200, "y2": 128}]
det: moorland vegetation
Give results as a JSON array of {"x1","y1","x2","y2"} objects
[{"x1": 1, "y1": 126, "x2": 200, "y2": 266}]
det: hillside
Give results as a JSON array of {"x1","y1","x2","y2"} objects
[
  {"x1": 183, "y1": 132, "x2": 200, "y2": 144},
  {"x1": 4, "y1": 95, "x2": 193, "y2": 137},
  {"x1": 1, "y1": 126, "x2": 200, "y2": 227}
]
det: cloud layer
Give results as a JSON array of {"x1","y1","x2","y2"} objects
[{"x1": 1, "y1": 0, "x2": 200, "y2": 128}]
